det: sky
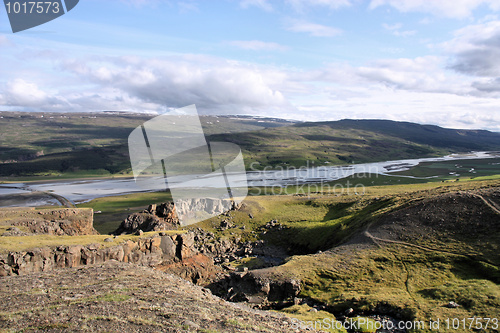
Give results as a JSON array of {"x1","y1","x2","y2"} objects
[{"x1": 1, "y1": 0, "x2": 500, "y2": 131}]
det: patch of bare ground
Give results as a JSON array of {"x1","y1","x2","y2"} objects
[{"x1": 0, "y1": 261, "x2": 313, "y2": 333}]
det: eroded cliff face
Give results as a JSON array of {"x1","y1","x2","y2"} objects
[
  {"x1": 0, "y1": 207, "x2": 97, "y2": 236},
  {"x1": 0, "y1": 232, "x2": 205, "y2": 277}
]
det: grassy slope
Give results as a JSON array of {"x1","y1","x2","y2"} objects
[
  {"x1": 191, "y1": 179, "x2": 500, "y2": 332},
  {"x1": 318, "y1": 119, "x2": 500, "y2": 151},
  {"x1": 209, "y1": 123, "x2": 446, "y2": 169},
  {"x1": 77, "y1": 191, "x2": 173, "y2": 234}
]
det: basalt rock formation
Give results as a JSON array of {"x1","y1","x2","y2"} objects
[
  {"x1": 0, "y1": 232, "x2": 205, "y2": 278},
  {"x1": 0, "y1": 207, "x2": 97, "y2": 236},
  {"x1": 113, "y1": 202, "x2": 179, "y2": 235}
]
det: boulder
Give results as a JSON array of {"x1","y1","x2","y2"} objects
[{"x1": 114, "y1": 202, "x2": 179, "y2": 235}]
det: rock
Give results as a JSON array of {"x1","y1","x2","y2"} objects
[
  {"x1": 446, "y1": 301, "x2": 460, "y2": 308},
  {"x1": 180, "y1": 233, "x2": 195, "y2": 248},
  {"x1": 2, "y1": 208, "x2": 97, "y2": 236},
  {"x1": 155, "y1": 202, "x2": 177, "y2": 220},
  {"x1": 160, "y1": 235, "x2": 177, "y2": 259},
  {"x1": 210, "y1": 271, "x2": 301, "y2": 304},
  {"x1": 113, "y1": 203, "x2": 179, "y2": 235},
  {"x1": 0, "y1": 230, "x2": 204, "y2": 276},
  {"x1": 156, "y1": 253, "x2": 221, "y2": 285},
  {"x1": 146, "y1": 204, "x2": 157, "y2": 214},
  {"x1": 220, "y1": 220, "x2": 233, "y2": 230},
  {"x1": 182, "y1": 320, "x2": 200, "y2": 330},
  {"x1": 136, "y1": 230, "x2": 144, "y2": 236},
  {"x1": 1, "y1": 227, "x2": 31, "y2": 237},
  {"x1": 104, "y1": 238, "x2": 114, "y2": 242},
  {"x1": 265, "y1": 219, "x2": 279, "y2": 229}
]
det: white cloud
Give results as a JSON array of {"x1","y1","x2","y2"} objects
[
  {"x1": 354, "y1": 56, "x2": 468, "y2": 94},
  {"x1": 370, "y1": 0, "x2": 500, "y2": 18},
  {"x1": 286, "y1": 0, "x2": 351, "y2": 11},
  {"x1": 294, "y1": 87, "x2": 500, "y2": 131},
  {"x1": 286, "y1": 20, "x2": 342, "y2": 37},
  {"x1": 444, "y1": 20, "x2": 500, "y2": 77},
  {"x1": 2, "y1": 21, "x2": 500, "y2": 131},
  {"x1": 240, "y1": 0, "x2": 273, "y2": 12},
  {"x1": 4, "y1": 79, "x2": 48, "y2": 106},
  {"x1": 382, "y1": 23, "x2": 416, "y2": 37},
  {"x1": 57, "y1": 55, "x2": 291, "y2": 114},
  {"x1": 178, "y1": 1, "x2": 199, "y2": 13},
  {"x1": 382, "y1": 23, "x2": 402, "y2": 31},
  {"x1": 227, "y1": 40, "x2": 288, "y2": 51},
  {"x1": 0, "y1": 79, "x2": 70, "y2": 111},
  {"x1": 472, "y1": 77, "x2": 500, "y2": 94}
]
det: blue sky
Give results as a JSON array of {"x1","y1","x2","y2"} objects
[{"x1": 1, "y1": 0, "x2": 500, "y2": 131}]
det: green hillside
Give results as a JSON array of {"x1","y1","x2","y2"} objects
[
  {"x1": 1, "y1": 112, "x2": 499, "y2": 178},
  {"x1": 211, "y1": 119, "x2": 500, "y2": 169}
]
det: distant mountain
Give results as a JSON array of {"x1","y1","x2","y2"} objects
[
  {"x1": 303, "y1": 119, "x2": 500, "y2": 151},
  {"x1": 209, "y1": 119, "x2": 500, "y2": 169},
  {"x1": 1, "y1": 113, "x2": 499, "y2": 177}
]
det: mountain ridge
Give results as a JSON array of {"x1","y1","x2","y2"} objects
[{"x1": 209, "y1": 118, "x2": 500, "y2": 169}]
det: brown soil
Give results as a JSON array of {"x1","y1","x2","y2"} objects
[{"x1": 0, "y1": 261, "x2": 312, "y2": 332}]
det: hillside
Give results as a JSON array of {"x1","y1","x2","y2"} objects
[
  {"x1": 1, "y1": 112, "x2": 500, "y2": 178},
  {"x1": 303, "y1": 119, "x2": 500, "y2": 151},
  {"x1": 205, "y1": 182, "x2": 500, "y2": 332},
  {"x1": 0, "y1": 261, "x2": 308, "y2": 333},
  {"x1": 212, "y1": 119, "x2": 500, "y2": 168},
  {"x1": 0, "y1": 112, "x2": 293, "y2": 178}
]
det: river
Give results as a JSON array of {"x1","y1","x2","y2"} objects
[{"x1": 0, "y1": 151, "x2": 498, "y2": 207}]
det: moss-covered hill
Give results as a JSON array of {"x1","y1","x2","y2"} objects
[{"x1": 194, "y1": 179, "x2": 500, "y2": 333}]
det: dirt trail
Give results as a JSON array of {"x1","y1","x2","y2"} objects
[
  {"x1": 363, "y1": 231, "x2": 466, "y2": 257},
  {"x1": 470, "y1": 193, "x2": 500, "y2": 215}
]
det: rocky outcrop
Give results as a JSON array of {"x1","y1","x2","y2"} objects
[
  {"x1": 175, "y1": 198, "x2": 241, "y2": 218},
  {"x1": 0, "y1": 232, "x2": 201, "y2": 277},
  {"x1": 193, "y1": 228, "x2": 287, "y2": 266},
  {"x1": 209, "y1": 268, "x2": 301, "y2": 305},
  {"x1": 0, "y1": 208, "x2": 97, "y2": 236},
  {"x1": 113, "y1": 202, "x2": 179, "y2": 235},
  {"x1": 156, "y1": 253, "x2": 224, "y2": 285}
]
